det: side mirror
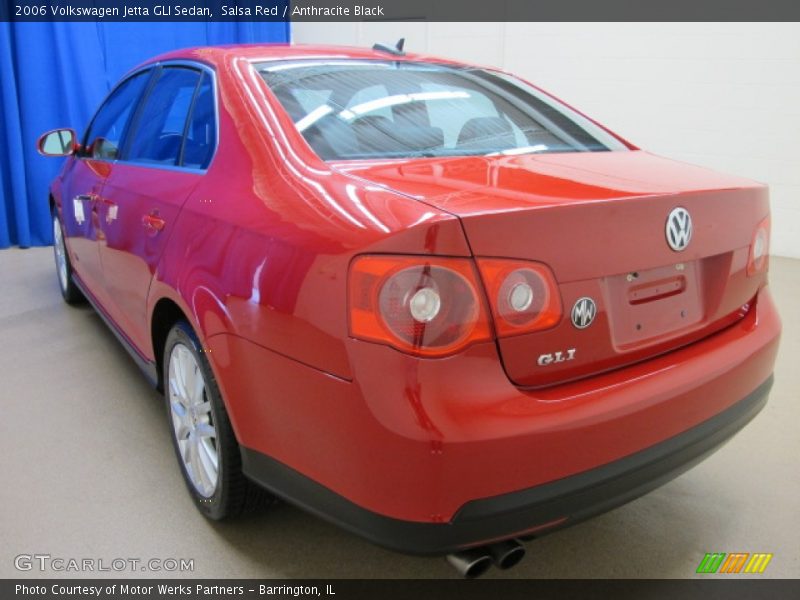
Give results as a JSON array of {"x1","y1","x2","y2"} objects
[{"x1": 37, "y1": 128, "x2": 77, "y2": 157}]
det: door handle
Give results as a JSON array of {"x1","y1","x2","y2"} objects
[
  {"x1": 90, "y1": 195, "x2": 115, "y2": 222},
  {"x1": 75, "y1": 194, "x2": 96, "y2": 203},
  {"x1": 142, "y1": 212, "x2": 166, "y2": 232}
]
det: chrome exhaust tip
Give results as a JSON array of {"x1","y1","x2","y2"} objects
[
  {"x1": 446, "y1": 548, "x2": 493, "y2": 578},
  {"x1": 487, "y1": 539, "x2": 526, "y2": 570}
]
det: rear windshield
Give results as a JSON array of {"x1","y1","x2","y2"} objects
[{"x1": 257, "y1": 60, "x2": 628, "y2": 161}]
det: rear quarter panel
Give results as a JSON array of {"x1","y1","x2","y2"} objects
[{"x1": 148, "y1": 53, "x2": 468, "y2": 384}]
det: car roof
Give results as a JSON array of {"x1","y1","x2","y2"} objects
[{"x1": 143, "y1": 43, "x2": 471, "y2": 69}]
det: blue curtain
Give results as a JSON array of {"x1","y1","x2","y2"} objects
[{"x1": 0, "y1": 21, "x2": 289, "y2": 248}]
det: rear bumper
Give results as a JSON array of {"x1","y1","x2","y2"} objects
[
  {"x1": 242, "y1": 374, "x2": 771, "y2": 555},
  {"x1": 214, "y1": 287, "x2": 779, "y2": 554}
]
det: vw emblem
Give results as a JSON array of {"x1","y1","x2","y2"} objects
[
  {"x1": 666, "y1": 207, "x2": 692, "y2": 252},
  {"x1": 571, "y1": 297, "x2": 597, "y2": 329}
]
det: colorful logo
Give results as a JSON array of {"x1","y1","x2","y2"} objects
[{"x1": 696, "y1": 552, "x2": 773, "y2": 574}]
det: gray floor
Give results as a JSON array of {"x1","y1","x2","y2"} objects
[{"x1": 1, "y1": 247, "x2": 798, "y2": 579}]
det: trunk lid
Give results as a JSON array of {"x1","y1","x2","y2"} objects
[{"x1": 335, "y1": 151, "x2": 769, "y2": 387}]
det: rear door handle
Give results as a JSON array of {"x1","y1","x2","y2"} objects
[
  {"x1": 75, "y1": 194, "x2": 96, "y2": 203},
  {"x1": 142, "y1": 211, "x2": 166, "y2": 232},
  {"x1": 91, "y1": 196, "x2": 113, "y2": 212}
]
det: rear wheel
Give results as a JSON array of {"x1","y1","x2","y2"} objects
[
  {"x1": 52, "y1": 211, "x2": 83, "y2": 304},
  {"x1": 163, "y1": 320, "x2": 272, "y2": 519}
]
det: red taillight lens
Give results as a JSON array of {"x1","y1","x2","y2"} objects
[
  {"x1": 349, "y1": 255, "x2": 492, "y2": 357},
  {"x1": 476, "y1": 259, "x2": 562, "y2": 337},
  {"x1": 747, "y1": 216, "x2": 770, "y2": 276}
]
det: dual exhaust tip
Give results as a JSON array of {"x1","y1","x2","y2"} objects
[{"x1": 446, "y1": 539, "x2": 526, "y2": 578}]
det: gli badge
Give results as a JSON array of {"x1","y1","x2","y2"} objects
[{"x1": 537, "y1": 348, "x2": 577, "y2": 367}]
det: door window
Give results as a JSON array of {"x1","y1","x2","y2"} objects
[
  {"x1": 83, "y1": 71, "x2": 151, "y2": 160},
  {"x1": 125, "y1": 67, "x2": 202, "y2": 166}
]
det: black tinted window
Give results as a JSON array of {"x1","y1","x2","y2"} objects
[
  {"x1": 181, "y1": 74, "x2": 216, "y2": 169},
  {"x1": 125, "y1": 67, "x2": 201, "y2": 165},
  {"x1": 84, "y1": 71, "x2": 151, "y2": 160}
]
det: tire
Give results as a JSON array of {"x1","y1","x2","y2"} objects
[
  {"x1": 52, "y1": 210, "x2": 84, "y2": 304},
  {"x1": 163, "y1": 320, "x2": 273, "y2": 519}
]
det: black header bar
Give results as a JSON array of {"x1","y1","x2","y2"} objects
[
  {"x1": 4, "y1": 579, "x2": 800, "y2": 600},
  {"x1": 2, "y1": 0, "x2": 800, "y2": 22}
]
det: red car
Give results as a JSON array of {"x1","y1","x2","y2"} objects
[{"x1": 39, "y1": 43, "x2": 780, "y2": 577}]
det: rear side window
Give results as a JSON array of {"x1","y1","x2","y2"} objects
[
  {"x1": 83, "y1": 71, "x2": 151, "y2": 160},
  {"x1": 125, "y1": 67, "x2": 202, "y2": 166}
]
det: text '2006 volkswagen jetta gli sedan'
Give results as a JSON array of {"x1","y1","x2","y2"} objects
[{"x1": 38, "y1": 43, "x2": 780, "y2": 577}]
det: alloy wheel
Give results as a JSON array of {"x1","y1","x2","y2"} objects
[
  {"x1": 168, "y1": 343, "x2": 219, "y2": 497},
  {"x1": 53, "y1": 216, "x2": 68, "y2": 292}
]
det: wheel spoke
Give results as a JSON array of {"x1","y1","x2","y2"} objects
[
  {"x1": 169, "y1": 357, "x2": 185, "y2": 400},
  {"x1": 169, "y1": 376, "x2": 183, "y2": 400},
  {"x1": 176, "y1": 348, "x2": 190, "y2": 395},
  {"x1": 181, "y1": 355, "x2": 194, "y2": 398},
  {"x1": 170, "y1": 398, "x2": 187, "y2": 418},
  {"x1": 183, "y1": 436, "x2": 194, "y2": 465},
  {"x1": 188, "y1": 437, "x2": 202, "y2": 483},
  {"x1": 197, "y1": 439, "x2": 219, "y2": 478},
  {"x1": 190, "y1": 370, "x2": 205, "y2": 405},
  {"x1": 190, "y1": 436, "x2": 213, "y2": 494},
  {"x1": 195, "y1": 422, "x2": 216, "y2": 439},
  {"x1": 175, "y1": 423, "x2": 191, "y2": 441}
]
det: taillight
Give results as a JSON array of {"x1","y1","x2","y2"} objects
[
  {"x1": 349, "y1": 255, "x2": 492, "y2": 357},
  {"x1": 476, "y1": 259, "x2": 562, "y2": 337},
  {"x1": 747, "y1": 216, "x2": 770, "y2": 276}
]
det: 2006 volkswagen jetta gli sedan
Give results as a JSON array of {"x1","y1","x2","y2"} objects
[{"x1": 39, "y1": 44, "x2": 780, "y2": 576}]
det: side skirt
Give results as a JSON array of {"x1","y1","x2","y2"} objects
[{"x1": 72, "y1": 275, "x2": 159, "y2": 388}]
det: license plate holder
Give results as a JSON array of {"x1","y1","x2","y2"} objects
[{"x1": 605, "y1": 262, "x2": 703, "y2": 349}]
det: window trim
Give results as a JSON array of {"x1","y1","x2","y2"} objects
[
  {"x1": 78, "y1": 60, "x2": 220, "y2": 174},
  {"x1": 177, "y1": 71, "x2": 207, "y2": 168}
]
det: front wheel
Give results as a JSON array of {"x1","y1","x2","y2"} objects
[
  {"x1": 163, "y1": 320, "x2": 272, "y2": 519},
  {"x1": 52, "y1": 211, "x2": 83, "y2": 304}
]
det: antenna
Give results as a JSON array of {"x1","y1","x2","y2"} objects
[{"x1": 372, "y1": 38, "x2": 406, "y2": 56}]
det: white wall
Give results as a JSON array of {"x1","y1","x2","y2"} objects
[{"x1": 292, "y1": 22, "x2": 800, "y2": 258}]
